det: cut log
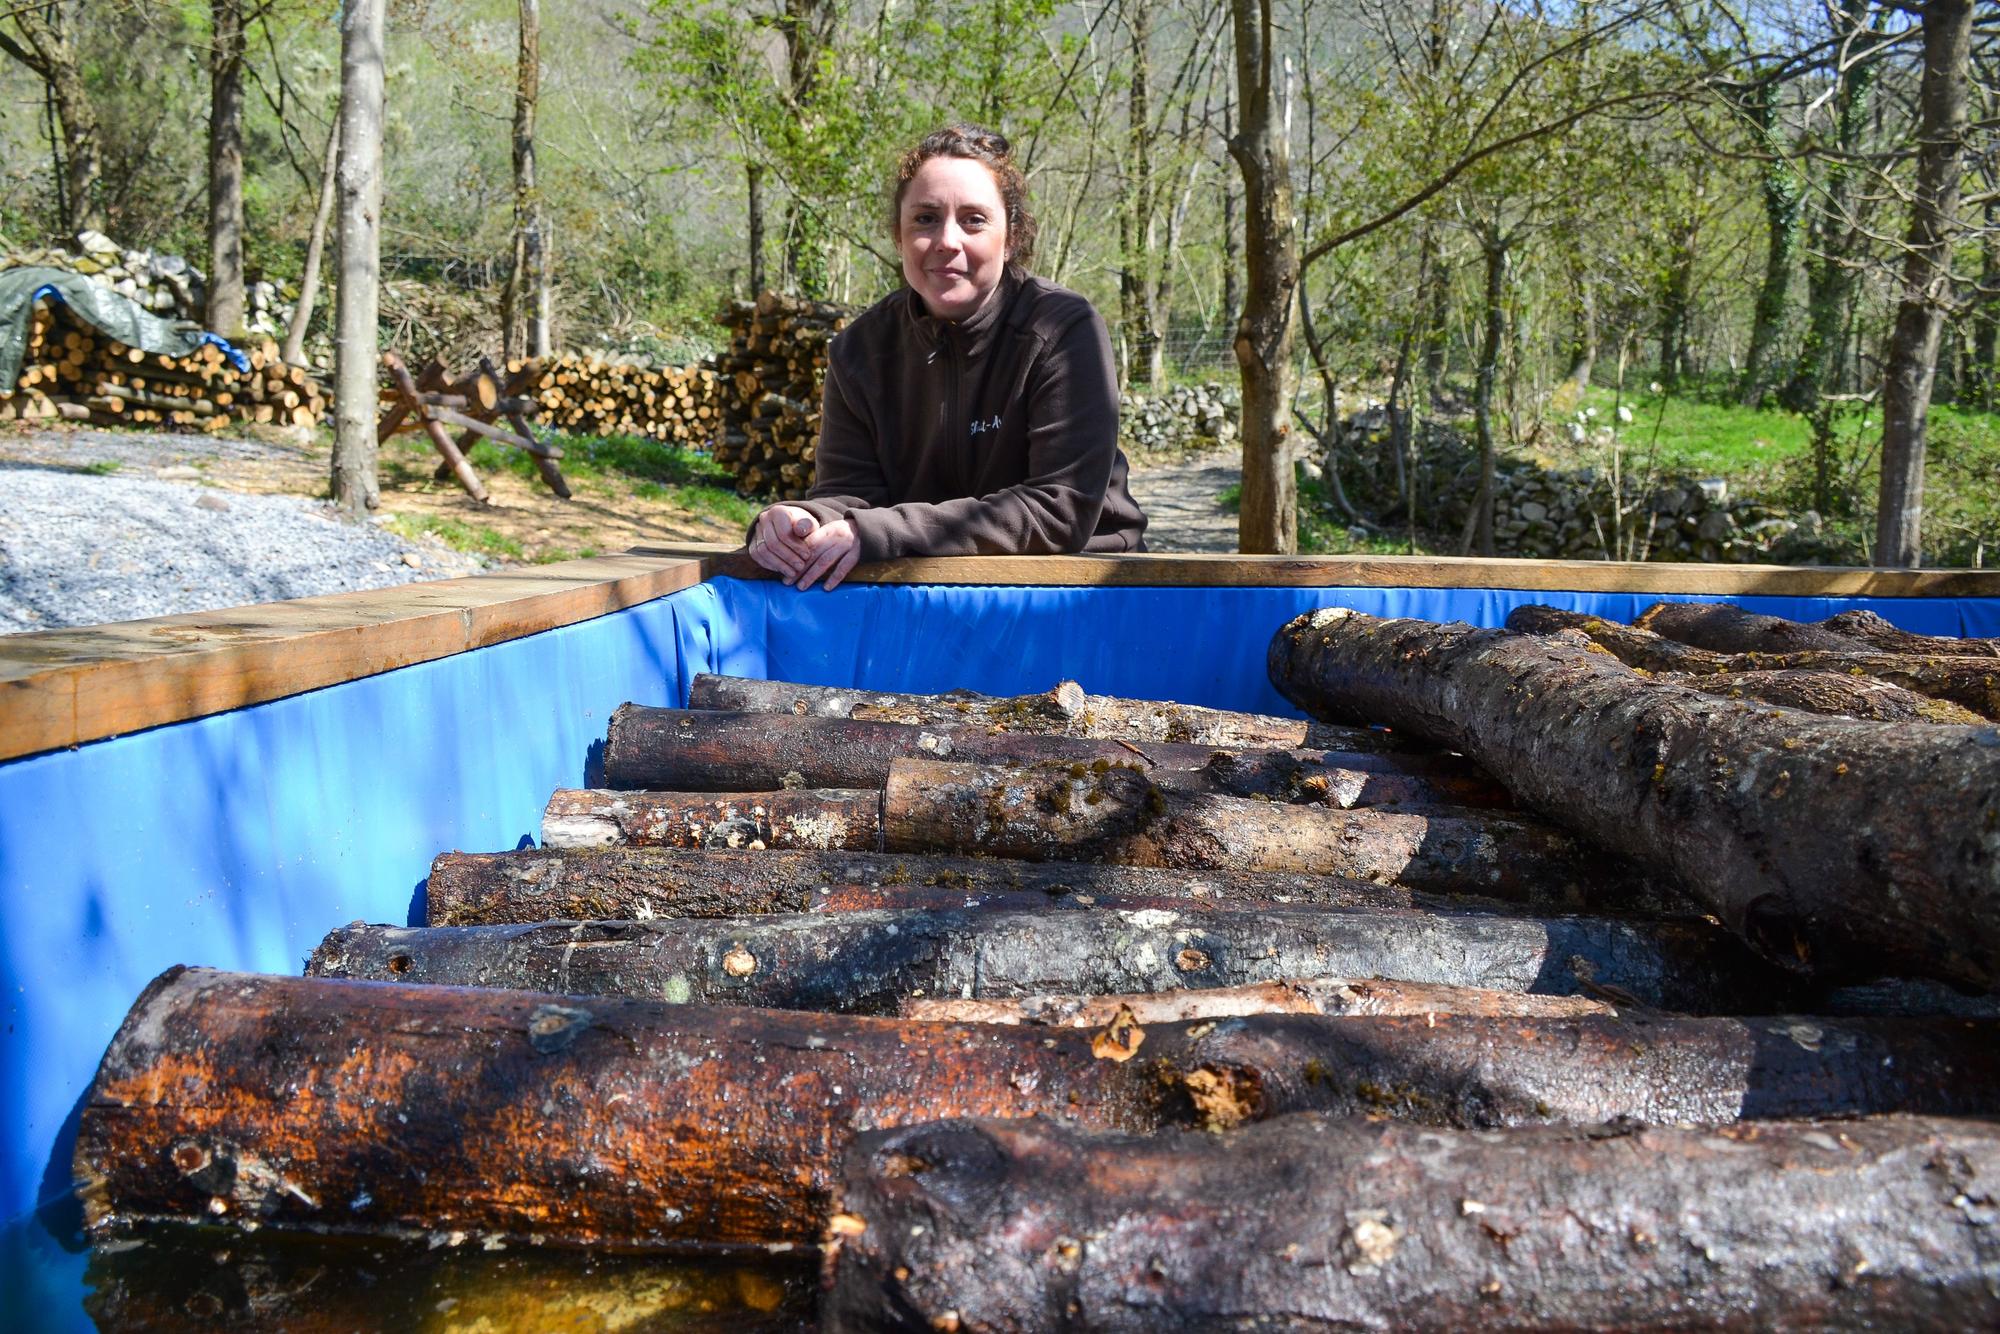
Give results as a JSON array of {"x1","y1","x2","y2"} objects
[
  {"x1": 685, "y1": 673, "x2": 1402, "y2": 752},
  {"x1": 1637, "y1": 599, "x2": 1883, "y2": 654},
  {"x1": 879, "y1": 758, "x2": 1650, "y2": 903},
  {"x1": 77, "y1": 970, "x2": 1999, "y2": 1256},
  {"x1": 422, "y1": 848, "x2": 1462, "y2": 926},
  {"x1": 601, "y1": 707, "x2": 1505, "y2": 810},
  {"x1": 541, "y1": 788, "x2": 880, "y2": 851},
  {"x1": 1272, "y1": 608, "x2": 2000, "y2": 990},
  {"x1": 900, "y1": 977, "x2": 1615, "y2": 1024},
  {"x1": 1823, "y1": 607, "x2": 2000, "y2": 658},
  {"x1": 822, "y1": 1114, "x2": 2000, "y2": 1331},
  {"x1": 312, "y1": 904, "x2": 1792, "y2": 1013},
  {"x1": 1657, "y1": 667, "x2": 1987, "y2": 724},
  {"x1": 802, "y1": 885, "x2": 1390, "y2": 916}
]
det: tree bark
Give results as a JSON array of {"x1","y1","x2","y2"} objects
[
  {"x1": 605, "y1": 706, "x2": 1501, "y2": 809},
  {"x1": 280, "y1": 116, "x2": 340, "y2": 369},
  {"x1": 1271, "y1": 608, "x2": 2000, "y2": 989},
  {"x1": 822, "y1": 1114, "x2": 2000, "y2": 1331},
  {"x1": 1228, "y1": 0, "x2": 1298, "y2": 554},
  {"x1": 746, "y1": 161, "x2": 766, "y2": 296},
  {"x1": 500, "y1": 0, "x2": 543, "y2": 363},
  {"x1": 423, "y1": 847, "x2": 1447, "y2": 927},
  {"x1": 205, "y1": 0, "x2": 249, "y2": 340},
  {"x1": 313, "y1": 903, "x2": 1789, "y2": 1015},
  {"x1": 1822, "y1": 606, "x2": 2000, "y2": 657},
  {"x1": 330, "y1": 0, "x2": 386, "y2": 518},
  {"x1": 1875, "y1": 0, "x2": 1975, "y2": 567},
  {"x1": 1636, "y1": 599, "x2": 1885, "y2": 654},
  {"x1": 1655, "y1": 668, "x2": 1985, "y2": 725},
  {"x1": 541, "y1": 788, "x2": 881, "y2": 851},
  {"x1": 1466, "y1": 226, "x2": 1509, "y2": 556},
  {"x1": 880, "y1": 758, "x2": 1656, "y2": 904},
  {"x1": 1508, "y1": 605, "x2": 2000, "y2": 718},
  {"x1": 902, "y1": 977, "x2": 1614, "y2": 1025},
  {"x1": 1737, "y1": 78, "x2": 1803, "y2": 407},
  {"x1": 1118, "y1": 0, "x2": 1156, "y2": 390},
  {"x1": 687, "y1": 675, "x2": 1398, "y2": 752}
]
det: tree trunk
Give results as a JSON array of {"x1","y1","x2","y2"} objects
[
  {"x1": 901, "y1": 977, "x2": 1613, "y2": 1025},
  {"x1": 1875, "y1": 0, "x2": 1975, "y2": 567},
  {"x1": 1271, "y1": 608, "x2": 2000, "y2": 989},
  {"x1": 279, "y1": 116, "x2": 340, "y2": 369},
  {"x1": 1737, "y1": 78, "x2": 1802, "y2": 407},
  {"x1": 330, "y1": 0, "x2": 386, "y2": 518},
  {"x1": 1657, "y1": 225, "x2": 1694, "y2": 390},
  {"x1": 603, "y1": 706, "x2": 1501, "y2": 808},
  {"x1": 541, "y1": 787, "x2": 881, "y2": 851},
  {"x1": 1654, "y1": 668, "x2": 1984, "y2": 725},
  {"x1": 880, "y1": 757, "x2": 1657, "y2": 904},
  {"x1": 1972, "y1": 198, "x2": 1999, "y2": 410},
  {"x1": 1466, "y1": 227, "x2": 1508, "y2": 556},
  {"x1": 313, "y1": 904, "x2": 1788, "y2": 1015},
  {"x1": 746, "y1": 162, "x2": 766, "y2": 296},
  {"x1": 205, "y1": 0, "x2": 248, "y2": 340},
  {"x1": 687, "y1": 674, "x2": 1399, "y2": 752},
  {"x1": 1636, "y1": 598, "x2": 1886, "y2": 653},
  {"x1": 1229, "y1": 0, "x2": 1298, "y2": 554},
  {"x1": 1561, "y1": 272, "x2": 1595, "y2": 393},
  {"x1": 2, "y1": 7, "x2": 105, "y2": 234},
  {"x1": 823, "y1": 1114, "x2": 2000, "y2": 1331},
  {"x1": 422, "y1": 847, "x2": 1442, "y2": 927},
  {"x1": 1118, "y1": 0, "x2": 1155, "y2": 389},
  {"x1": 1783, "y1": 0, "x2": 1876, "y2": 410},
  {"x1": 1418, "y1": 218, "x2": 1450, "y2": 389},
  {"x1": 1220, "y1": 99, "x2": 1240, "y2": 330},
  {"x1": 1507, "y1": 604, "x2": 2000, "y2": 718},
  {"x1": 500, "y1": 0, "x2": 542, "y2": 364}
]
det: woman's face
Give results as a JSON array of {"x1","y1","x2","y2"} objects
[{"x1": 897, "y1": 156, "x2": 1009, "y2": 322}]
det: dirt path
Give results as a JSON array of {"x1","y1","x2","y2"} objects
[{"x1": 1128, "y1": 447, "x2": 1241, "y2": 554}]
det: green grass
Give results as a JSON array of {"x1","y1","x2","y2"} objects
[
  {"x1": 382, "y1": 513, "x2": 525, "y2": 561},
  {"x1": 451, "y1": 430, "x2": 756, "y2": 525},
  {"x1": 73, "y1": 459, "x2": 122, "y2": 476},
  {"x1": 1561, "y1": 384, "x2": 1812, "y2": 475}
]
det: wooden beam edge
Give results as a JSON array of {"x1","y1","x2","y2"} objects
[
  {"x1": 0, "y1": 549, "x2": 729, "y2": 763},
  {"x1": 650, "y1": 547, "x2": 2000, "y2": 597}
]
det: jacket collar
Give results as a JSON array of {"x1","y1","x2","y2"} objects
[{"x1": 905, "y1": 266, "x2": 1025, "y2": 361}]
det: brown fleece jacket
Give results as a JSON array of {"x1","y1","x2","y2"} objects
[{"x1": 792, "y1": 270, "x2": 1148, "y2": 561}]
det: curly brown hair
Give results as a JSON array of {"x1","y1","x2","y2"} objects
[{"x1": 890, "y1": 124, "x2": 1037, "y2": 269}]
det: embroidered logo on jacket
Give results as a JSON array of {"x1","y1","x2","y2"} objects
[{"x1": 969, "y1": 415, "x2": 1004, "y2": 436}]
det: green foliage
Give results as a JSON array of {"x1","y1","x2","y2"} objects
[
  {"x1": 383, "y1": 512, "x2": 525, "y2": 560},
  {"x1": 454, "y1": 430, "x2": 757, "y2": 524}
]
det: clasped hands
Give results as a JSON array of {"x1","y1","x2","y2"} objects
[{"x1": 748, "y1": 504, "x2": 862, "y2": 591}]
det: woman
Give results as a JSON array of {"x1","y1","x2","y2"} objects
[{"x1": 748, "y1": 124, "x2": 1148, "y2": 591}]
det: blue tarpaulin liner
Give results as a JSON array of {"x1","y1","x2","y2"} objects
[
  {"x1": 0, "y1": 265, "x2": 248, "y2": 393},
  {"x1": 4, "y1": 574, "x2": 1999, "y2": 1324}
]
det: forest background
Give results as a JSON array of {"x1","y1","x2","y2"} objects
[{"x1": 1, "y1": 0, "x2": 1996, "y2": 564}]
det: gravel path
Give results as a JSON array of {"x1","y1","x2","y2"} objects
[
  {"x1": 0, "y1": 442, "x2": 484, "y2": 633},
  {"x1": 1128, "y1": 447, "x2": 1241, "y2": 553}
]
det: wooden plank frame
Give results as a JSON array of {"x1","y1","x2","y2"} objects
[{"x1": 5, "y1": 543, "x2": 1999, "y2": 764}]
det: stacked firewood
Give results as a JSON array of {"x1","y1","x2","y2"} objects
[
  {"x1": 519, "y1": 351, "x2": 720, "y2": 444},
  {"x1": 74, "y1": 607, "x2": 2000, "y2": 1328},
  {"x1": 712, "y1": 291, "x2": 852, "y2": 497},
  {"x1": 2, "y1": 303, "x2": 326, "y2": 430}
]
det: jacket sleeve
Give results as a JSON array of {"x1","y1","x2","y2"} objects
[
  {"x1": 840, "y1": 310, "x2": 1121, "y2": 561},
  {"x1": 794, "y1": 348, "x2": 892, "y2": 529}
]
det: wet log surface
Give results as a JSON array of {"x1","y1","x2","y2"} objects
[
  {"x1": 1507, "y1": 605, "x2": 2000, "y2": 719},
  {"x1": 900, "y1": 978, "x2": 1615, "y2": 1025},
  {"x1": 422, "y1": 847, "x2": 1535, "y2": 925},
  {"x1": 311, "y1": 906, "x2": 1792, "y2": 1014},
  {"x1": 83, "y1": 1223, "x2": 814, "y2": 1333},
  {"x1": 1272, "y1": 608, "x2": 2000, "y2": 989},
  {"x1": 686, "y1": 672, "x2": 1403, "y2": 751},
  {"x1": 76, "y1": 970, "x2": 2000, "y2": 1256},
  {"x1": 602, "y1": 706, "x2": 1504, "y2": 809},
  {"x1": 880, "y1": 757, "x2": 1651, "y2": 903},
  {"x1": 821, "y1": 1113, "x2": 2000, "y2": 1332},
  {"x1": 540, "y1": 787, "x2": 881, "y2": 851}
]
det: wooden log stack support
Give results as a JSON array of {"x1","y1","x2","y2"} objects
[
  {"x1": 71, "y1": 605, "x2": 2000, "y2": 1327},
  {"x1": 376, "y1": 351, "x2": 570, "y2": 503},
  {"x1": 2, "y1": 301, "x2": 328, "y2": 430},
  {"x1": 712, "y1": 291, "x2": 853, "y2": 497}
]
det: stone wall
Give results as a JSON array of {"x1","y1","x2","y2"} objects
[
  {"x1": 1120, "y1": 381, "x2": 1239, "y2": 455},
  {"x1": 1466, "y1": 464, "x2": 1819, "y2": 563},
  {"x1": 3, "y1": 230, "x2": 297, "y2": 336}
]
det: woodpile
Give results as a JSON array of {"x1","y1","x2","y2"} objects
[
  {"x1": 74, "y1": 619, "x2": 2000, "y2": 1326},
  {"x1": 711, "y1": 291, "x2": 852, "y2": 497},
  {"x1": 521, "y1": 350, "x2": 720, "y2": 444},
  {"x1": 3, "y1": 302, "x2": 328, "y2": 431}
]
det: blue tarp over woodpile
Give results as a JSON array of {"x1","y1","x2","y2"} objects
[{"x1": 0, "y1": 265, "x2": 246, "y2": 393}]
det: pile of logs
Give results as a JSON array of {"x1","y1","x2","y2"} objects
[
  {"x1": 711, "y1": 291, "x2": 852, "y2": 497},
  {"x1": 520, "y1": 351, "x2": 720, "y2": 444},
  {"x1": 3, "y1": 303, "x2": 326, "y2": 430},
  {"x1": 72, "y1": 606, "x2": 2000, "y2": 1328}
]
